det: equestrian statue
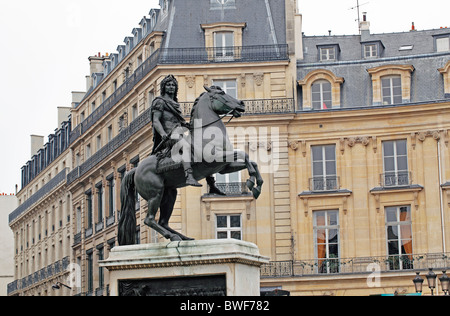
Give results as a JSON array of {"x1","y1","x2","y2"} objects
[{"x1": 118, "y1": 75, "x2": 263, "y2": 245}]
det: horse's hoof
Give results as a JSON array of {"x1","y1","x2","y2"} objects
[
  {"x1": 252, "y1": 187, "x2": 261, "y2": 199},
  {"x1": 170, "y1": 235, "x2": 183, "y2": 241}
]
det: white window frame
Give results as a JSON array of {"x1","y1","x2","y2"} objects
[
  {"x1": 311, "y1": 80, "x2": 332, "y2": 110},
  {"x1": 311, "y1": 145, "x2": 337, "y2": 191},
  {"x1": 437, "y1": 37, "x2": 450, "y2": 52},
  {"x1": 215, "y1": 214, "x2": 242, "y2": 240},
  {"x1": 385, "y1": 206, "x2": 413, "y2": 270},
  {"x1": 381, "y1": 75, "x2": 402, "y2": 105},
  {"x1": 214, "y1": 31, "x2": 234, "y2": 61},
  {"x1": 313, "y1": 210, "x2": 340, "y2": 274},
  {"x1": 382, "y1": 140, "x2": 409, "y2": 187},
  {"x1": 364, "y1": 44, "x2": 378, "y2": 58},
  {"x1": 320, "y1": 47, "x2": 336, "y2": 61},
  {"x1": 212, "y1": 79, "x2": 238, "y2": 98}
]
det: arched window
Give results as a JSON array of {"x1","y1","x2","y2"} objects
[
  {"x1": 311, "y1": 80, "x2": 332, "y2": 110},
  {"x1": 298, "y1": 69, "x2": 344, "y2": 111}
]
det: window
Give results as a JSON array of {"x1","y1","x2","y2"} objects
[
  {"x1": 364, "y1": 44, "x2": 378, "y2": 58},
  {"x1": 314, "y1": 210, "x2": 340, "y2": 274},
  {"x1": 86, "y1": 144, "x2": 91, "y2": 159},
  {"x1": 212, "y1": 79, "x2": 237, "y2": 98},
  {"x1": 311, "y1": 80, "x2": 332, "y2": 110},
  {"x1": 76, "y1": 207, "x2": 82, "y2": 234},
  {"x1": 216, "y1": 215, "x2": 242, "y2": 240},
  {"x1": 132, "y1": 104, "x2": 138, "y2": 121},
  {"x1": 381, "y1": 76, "x2": 402, "y2": 105},
  {"x1": 108, "y1": 178, "x2": 115, "y2": 218},
  {"x1": 367, "y1": 65, "x2": 414, "y2": 106},
  {"x1": 311, "y1": 145, "x2": 337, "y2": 191},
  {"x1": 86, "y1": 192, "x2": 93, "y2": 229},
  {"x1": 86, "y1": 251, "x2": 93, "y2": 295},
  {"x1": 96, "y1": 135, "x2": 102, "y2": 151},
  {"x1": 107, "y1": 125, "x2": 113, "y2": 142},
  {"x1": 382, "y1": 140, "x2": 409, "y2": 187},
  {"x1": 97, "y1": 185, "x2": 103, "y2": 224},
  {"x1": 98, "y1": 247, "x2": 104, "y2": 290},
  {"x1": 211, "y1": 0, "x2": 236, "y2": 9},
  {"x1": 214, "y1": 32, "x2": 234, "y2": 60},
  {"x1": 320, "y1": 47, "x2": 336, "y2": 61},
  {"x1": 385, "y1": 206, "x2": 413, "y2": 270},
  {"x1": 436, "y1": 36, "x2": 450, "y2": 52}
]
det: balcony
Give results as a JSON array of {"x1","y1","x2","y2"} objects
[
  {"x1": 70, "y1": 44, "x2": 289, "y2": 145},
  {"x1": 158, "y1": 44, "x2": 289, "y2": 64},
  {"x1": 261, "y1": 253, "x2": 450, "y2": 278},
  {"x1": 381, "y1": 172, "x2": 412, "y2": 188},
  {"x1": 309, "y1": 176, "x2": 340, "y2": 192},
  {"x1": 180, "y1": 98, "x2": 295, "y2": 117},
  {"x1": 209, "y1": 182, "x2": 250, "y2": 196}
]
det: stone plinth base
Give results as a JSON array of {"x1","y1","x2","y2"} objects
[{"x1": 100, "y1": 239, "x2": 269, "y2": 296}]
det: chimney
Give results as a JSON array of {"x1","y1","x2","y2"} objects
[
  {"x1": 57, "y1": 107, "x2": 71, "y2": 127},
  {"x1": 71, "y1": 91, "x2": 85, "y2": 108},
  {"x1": 87, "y1": 53, "x2": 109, "y2": 89},
  {"x1": 360, "y1": 12, "x2": 371, "y2": 41},
  {"x1": 30, "y1": 135, "x2": 44, "y2": 157},
  {"x1": 411, "y1": 22, "x2": 416, "y2": 31}
]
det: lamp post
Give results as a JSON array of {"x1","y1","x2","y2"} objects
[
  {"x1": 413, "y1": 272, "x2": 424, "y2": 294},
  {"x1": 52, "y1": 282, "x2": 72, "y2": 290},
  {"x1": 439, "y1": 271, "x2": 450, "y2": 296},
  {"x1": 426, "y1": 268, "x2": 437, "y2": 296}
]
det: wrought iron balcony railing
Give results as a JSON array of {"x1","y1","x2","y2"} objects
[
  {"x1": 8, "y1": 256, "x2": 70, "y2": 295},
  {"x1": 381, "y1": 171, "x2": 412, "y2": 188},
  {"x1": 180, "y1": 98, "x2": 295, "y2": 117},
  {"x1": 9, "y1": 169, "x2": 67, "y2": 223},
  {"x1": 207, "y1": 182, "x2": 250, "y2": 196},
  {"x1": 70, "y1": 44, "x2": 289, "y2": 145},
  {"x1": 261, "y1": 253, "x2": 450, "y2": 278},
  {"x1": 309, "y1": 176, "x2": 340, "y2": 192}
]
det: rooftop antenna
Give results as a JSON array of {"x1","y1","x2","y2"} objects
[{"x1": 349, "y1": 0, "x2": 369, "y2": 34}]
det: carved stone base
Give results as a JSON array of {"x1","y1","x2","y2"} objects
[{"x1": 100, "y1": 239, "x2": 269, "y2": 296}]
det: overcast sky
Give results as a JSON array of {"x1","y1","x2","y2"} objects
[{"x1": 0, "y1": 0, "x2": 448, "y2": 194}]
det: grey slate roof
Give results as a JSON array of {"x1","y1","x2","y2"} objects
[{"x1": 298, "y1": 28, "x2": 450, "y2": 109}]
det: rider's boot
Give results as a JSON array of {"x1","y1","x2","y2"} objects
[
  {"x1": 206, "y1": 176, "x2": 226, "y2": 195},
  {"x1": 185, "y1": 168, "x2": 202, "y2": 187}
]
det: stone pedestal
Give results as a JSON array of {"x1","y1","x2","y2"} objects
[{"x1": 100, "y1": 239, "x2": 269, "y2": 296}]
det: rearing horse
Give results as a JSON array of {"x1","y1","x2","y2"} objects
[{"x1": 118, "y1": 86, "x2": 264, "y2": 244}]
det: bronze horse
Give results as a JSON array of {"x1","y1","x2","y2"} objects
[{"x1": 118, "y1": 86, "x2": 263, "y2": 244}]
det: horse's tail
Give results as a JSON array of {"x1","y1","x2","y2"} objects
[{"x1": 118, "y1": 169, "x2": 137, "y2": 246}]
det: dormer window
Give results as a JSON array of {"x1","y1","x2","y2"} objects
[
  {"x1": 317, "y1": 44, "x2": 340, "y2": 62},
  {"x1": 362, "y1": 40, "x2": 384, "y2": 59},
  {"x1": 436, "y1": 35, "x2": 450, "y2": 52},
  {"x1": 211, "y1": 0, "x2": 236, "y2": 10}
]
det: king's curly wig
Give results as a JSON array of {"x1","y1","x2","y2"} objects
[{"x1": 160, "y1": 75, "x2": 179, "y2": 102}]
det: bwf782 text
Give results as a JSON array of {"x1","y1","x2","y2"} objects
[{"x1": 224, "y1": 300, "x2": 270, "y2": 311}]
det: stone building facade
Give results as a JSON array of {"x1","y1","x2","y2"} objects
[{"x1": 8, "y1": 1, "x2": 450, "y2": 296}]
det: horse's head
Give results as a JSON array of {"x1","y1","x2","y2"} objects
[{"x1": 204, "y1": 85, "x2": 245, "y2": 118}]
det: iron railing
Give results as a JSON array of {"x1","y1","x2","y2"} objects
[
  {"x1": 70, "y1": 44, "x2": 289, "y2": 144},
  {"x1": 261, "y1": 253, "x2": 450, "y2": 278},
  {"x1": 9, "y1": 169, "x2": 67, "y2": 223},
  {"x1": 210, "y1": 182, "x2": 250, "y2": 196},
  {"x1": 180, "y1": 98, "x2": 295, "y2": 117},
  {"x1": 381, "y1": 172, "x2": 412, "y2": 188},
  {"x1": 309, "y1": 176, "x2": 340, "y2": 192},
  {"x1": 8, "y1": 257, "x2": 70, "y2": 295}
]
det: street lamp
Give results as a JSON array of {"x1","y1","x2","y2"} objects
[
  {"x1": 439, "y1": 271, "x2": 450, "y2": 296},
  {"x1": 52, "y1": 282, "x2": 72, "y2": 290},
  {"x1": 426, "y1": 268, "x2": 437, "y2": 296},
  {"x1": 413, "y1": 272, "x2": 424, "y2": 294}
]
